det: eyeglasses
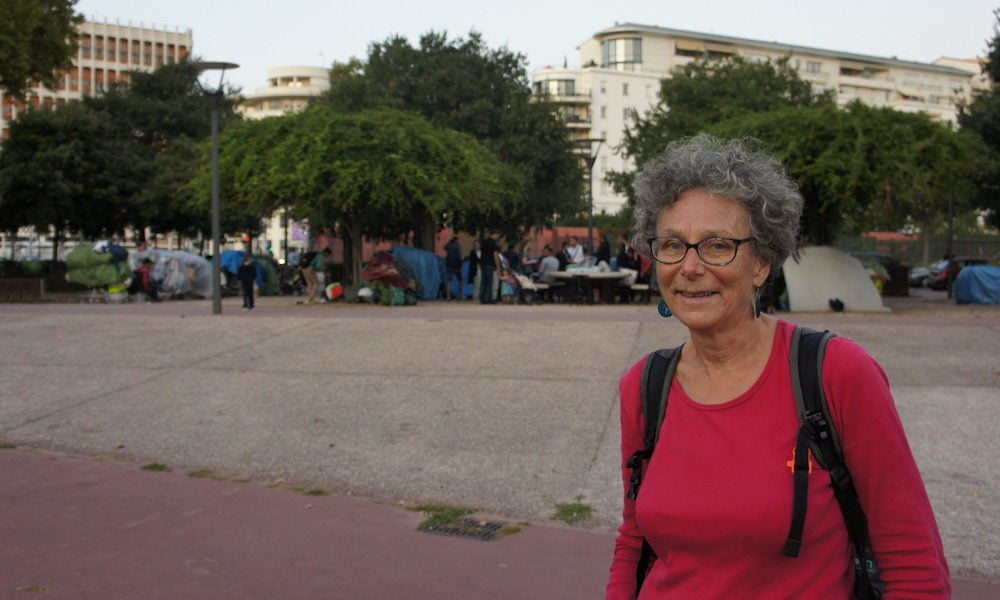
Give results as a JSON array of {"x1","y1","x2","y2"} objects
[{"x1": 647, "y1": 236, "x2": 754, "y2": 266}]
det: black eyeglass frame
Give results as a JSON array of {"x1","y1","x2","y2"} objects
[{"x1": 646, "y1": 236, "x2": 755, "y2": 266}]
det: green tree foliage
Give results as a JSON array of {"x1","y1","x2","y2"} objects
[
  {"x1": 324, "y1": 31, "x2": 582, "y2": 239},
  {"x1": 958, "y1": 9, "x2": 1000, "y2": 229},
  {"x1": 0, "y1": 61, "x2": 227, "y2": 242},
  {"x1": 0, "y1": 0, "x2": 82, "y2": 98},
  {"x1": 609, "y1": 56, "x2": 834, "y2": 204},
  {"x1": 713, "y1": 102, "x2": 985, "y2": 244},
  {"x1": 0, "y1": 101, "x2": 129, "y2": 241},
  {"x1": 88, "y1": 62, "x2": 231, "y2": 237},
  {"x1": 195, "y1": 106, "x2": 514, "y2": 284}
]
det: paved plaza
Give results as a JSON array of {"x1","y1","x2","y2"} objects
[{"x1": 0, "y1": 290, "x2": 997, "y2": 598}]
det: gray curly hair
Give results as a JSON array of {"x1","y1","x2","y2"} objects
[{"x1": 633, "y1": 134, "x2": 803, "y2": 271}]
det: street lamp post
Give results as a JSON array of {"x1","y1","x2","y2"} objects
[
  {"x1": 192, "y1": 61, "x2": 238, "y2": 315},
  {"x1": 577, "y1": 138, "x2": 603, "y2": 253}
]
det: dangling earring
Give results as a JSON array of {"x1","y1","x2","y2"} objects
[
  {"x1": 752, "y1": 287, "x2": 762, "y2": 319},
  {"x1": 658, "y1": 299, "x2": 673, "y2": 318}
]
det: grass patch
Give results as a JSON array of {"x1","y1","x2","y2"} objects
[
  {"x1": 140, "y1": 462, "x2": 172, "y2": 472},
  {"x1": 187, "y1": 469, "x2": 226, "y2": 480},
  {"x1": 0, "y1": 443, "x2": 16, "y2": 449},
  {"x1": 290, "y1": 486, "x2": 329, "y2": 496},
  {"x1": 415, "y1": 503, "x2": 475, "y2": 531},
  {"x1": 554, "y1": 499, "x2": 593, "y2": 524}
]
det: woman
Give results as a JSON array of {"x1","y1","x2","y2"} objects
[{"x1": 606, "y1": 135, "x2": 949, "y2": 599}]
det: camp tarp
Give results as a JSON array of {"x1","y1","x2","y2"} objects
[
  {"x1": 65, "y1": 244, "x2": 132, "y2": 288},
  {"x1": 955, "y1": 265, "x2": 1000, "y2": 305},
  {"x1": 782, "y1": 245, "x2": 889, "y2": 312},
  {"x1": 220, "y1": 250, "x2": 266, "y2": 287},
  {"x1": 132, "y1": 250, "x2": 213, "y2": 298},
  {"x1": 66, "y1": 261, "x2": 132, "y2": 288},
  {"x1": 391, "y1": 246, "x2": 444, "y2": 301}
]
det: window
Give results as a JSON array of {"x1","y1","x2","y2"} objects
[
  {"x1": 533, "y1": 79, "x2": 576, "y2": 97},
  {"x1": 806, "y1": 61, "x2": 822, "y2": 74},
  {"x1": 601, "y1": 37, "x2": 642, "y2": 70},
  {"x1": 600, "y1": 80, "x2": 607, "y2": 94},
  {"x1": 600, "y1": 105, "x2": 607, "y2": 119},
  {"x1": 622, "y1": 83, "x2": 629, "y2": 96}
]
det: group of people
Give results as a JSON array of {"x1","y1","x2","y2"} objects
[{"x1": 443, "y1": 232, "x2": 653, "y2": 304}]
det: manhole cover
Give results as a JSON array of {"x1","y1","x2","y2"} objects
[{"x1": 421, "y1": 517, "x2": 507, "y2": 541}]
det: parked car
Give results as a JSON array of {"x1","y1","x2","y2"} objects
[
  {"x1": 909, "y1": 259, "x2": 948, "y2": 287},
  {"x1": 926, "y1": 256, "x2": 990, "y2": 290}
]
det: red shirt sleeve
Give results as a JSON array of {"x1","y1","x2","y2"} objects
[
  {"x1": 606, "y1": 357, "x2": 647, "y2": 600},
  {"x1": 821, "y1": 337, "x2": 951, "y2": 598}
]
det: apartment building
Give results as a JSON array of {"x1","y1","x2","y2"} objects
[
  {"x1": 237, "y1": 66, "x2": 329, "y2": 120},
  {"x1": 0, "y1": 19, "x2": 193, "y2": 140},
  {"x1": 532, "y1": 23, "x2": 977, "y2": 216}
]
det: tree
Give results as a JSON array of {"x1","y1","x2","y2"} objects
[
  {"x1": 608, "y1": 56, "x2": 834, "y2": 204},
  {"x1": 713, "y1": 102, "x2": 985, "y2": 245},
  {"x1": 0, "y1": 101, "x2": 129, "y2": 247},
  {"x1": 0, "y1": 61, "x2": 227, "y2": 246},
  {"x1": 958, "y1": 9, "x2": 1000, "y2": 230},
  {"x1": 324, "y1": 31, "x2": 582, "y2": 241},
  {"x1": 88, "y1": 61, "x2": 227, "y2": 238},
  {"x1": 0, "y1": 0, "x2": 83, "y2": 99},
  {"x1": 195, "y1": 106, "x2": 515, "y2": 285}
]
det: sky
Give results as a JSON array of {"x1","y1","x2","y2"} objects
[{"x1": 74, "y1": 0, "x2": 998, "y2": 93}]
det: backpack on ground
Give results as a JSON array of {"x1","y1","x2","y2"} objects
[{"x1": 625, "y1": 326, "x2": 884, "y2": 599}]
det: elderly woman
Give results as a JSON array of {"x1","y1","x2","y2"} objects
[{"x1": 606, "y1": 135, "x2": 949, "y2": 599}]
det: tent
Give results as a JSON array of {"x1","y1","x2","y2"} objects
[
  {"x1": 390, "y1": 246, "x2": 443, "y2": 301},
  {"x1": 955, "y1": 265, "x2": 1000, "y2": 305},
  {"x1": 132, "y1": 249, "x2": 213, "y2": 298},
  {"x1": 65, "y1": 243, "x2": 131, "y2": 288},
  {"x1": 782, "y1": 246, "x2": 889, "y2": 312}
]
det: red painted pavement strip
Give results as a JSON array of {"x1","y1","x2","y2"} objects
[
  {"x1": 0, "y1": 449, "x2": 611, "y2": 599},
  {"x1": 0, "y1": 449, "x2": 996, "y2": 599}
]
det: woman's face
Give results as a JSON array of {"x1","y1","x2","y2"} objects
[{"x1": 655, "y1": 189, "x2": 770, "y2": 332}]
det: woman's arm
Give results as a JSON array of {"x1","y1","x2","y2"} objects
[
  {"x1": 606, "y1": 359, "x2": 648, "y2": 600},
  {"x1": 822, "y1": 338, "x2": 950, "y2": 598}
]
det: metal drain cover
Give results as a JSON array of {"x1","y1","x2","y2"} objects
[{"x1": 421, "y1": 517, "x2": 507, "y2": 541}]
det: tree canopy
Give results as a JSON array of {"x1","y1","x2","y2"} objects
[
  {"x1": 0, "y1": 0, "x2": 82, "y2": 98},
  {"x1": 958, "y1": 9, "x2": 1000, "y2": 230},
  {"x1": 612, "y1": 54, "x2": 984, "y2": 243},
  {"x1": 324, "y1": 31, "x2": 582, "y2": 239},
  {"x1": 193, "y1": 105, "x2": 515, "y2": 284},
  {"x1": 0, "y1": 61, "x2": 228, "y2": 243}
]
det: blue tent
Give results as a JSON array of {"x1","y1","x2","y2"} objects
[
  {"x1": 220, "y1": 250, "x2": 265, "y2": 286},
  {"x1": 391, "y1": 246, "x2": 443, "y2": 301},
  {"x1": 955, "y1": 265, "x2": 1000, "y2": 305}
]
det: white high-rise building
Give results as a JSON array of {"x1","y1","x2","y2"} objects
[{"x1": 533, "y1": 23, "x2": 977, "y2": 216}]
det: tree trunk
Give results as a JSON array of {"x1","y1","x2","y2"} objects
[
  {"x1": 341, "y1": 222, "x2": 362, "y2": 288},
  {"x1": 413, "y1": 205, "x2": 436, "y2": 252}
]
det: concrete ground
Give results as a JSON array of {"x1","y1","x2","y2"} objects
[{"x1": 0, "y1": 287, "x2": 997, "y2": 598}]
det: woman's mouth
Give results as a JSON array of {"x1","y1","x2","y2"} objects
[{"x1": 678, "y1": 291, "x2": 716, "y2": 298}]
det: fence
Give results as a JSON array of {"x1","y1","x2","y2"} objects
[{"x1": 836, "y1": 236, "x2": 1000, "y2": 268}]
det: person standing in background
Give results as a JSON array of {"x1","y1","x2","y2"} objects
[
  {"x1": 479, "y1": 231, "x2": 501, "y2": 304},
  {"x1": 237, "y1": 254, "x2": 257, "y2": 310},
  {"x1": 444, "y1": 236, "x2": 463, "y2": 300}
]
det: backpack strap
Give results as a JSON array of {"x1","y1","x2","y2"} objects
[
  {"x1": 786, "y1": 326, "x2": 884, "y2": 599},
  {"x1": 626, "y1": 345, "x2": 682, "y2": 596}
]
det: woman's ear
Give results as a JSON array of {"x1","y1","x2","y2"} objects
[{"x1": 753, "y1": 258, "x2": 772, "y2": 288}]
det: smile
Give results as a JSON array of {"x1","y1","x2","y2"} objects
[{"x1": 678, "y1": 291, "x2": 716, "y2": 298}]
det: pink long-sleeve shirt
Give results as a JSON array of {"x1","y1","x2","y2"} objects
[{"x1": 607, "y1": 320, "x2": 949, "y2": 599}]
